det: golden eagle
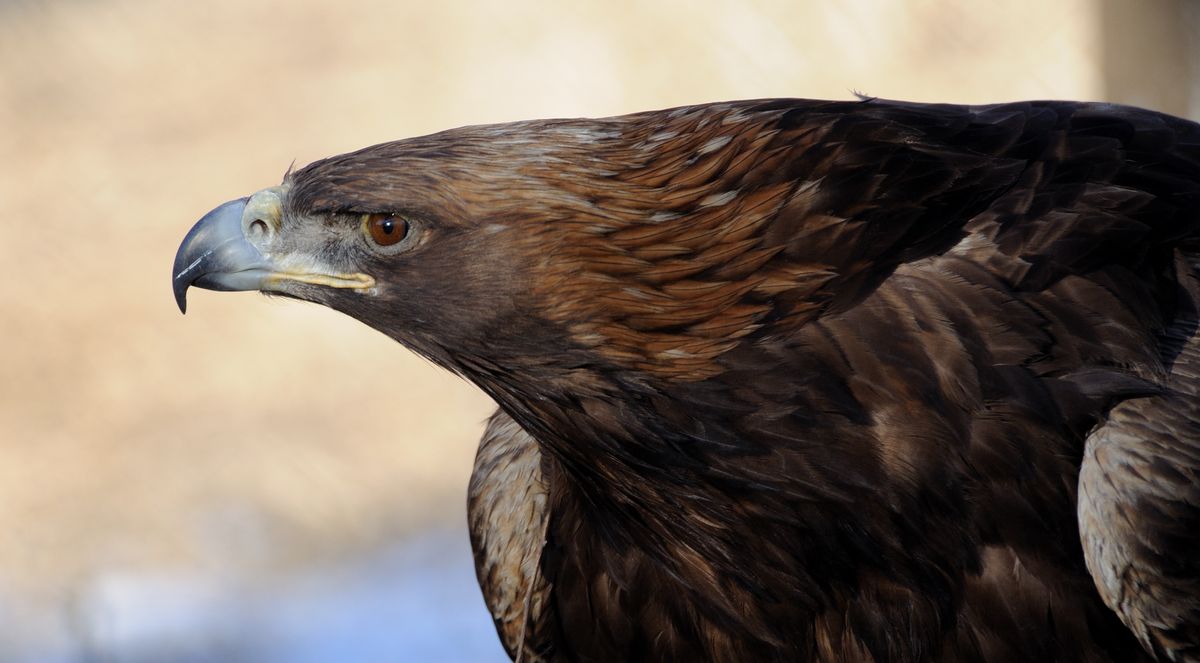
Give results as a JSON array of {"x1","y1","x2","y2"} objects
[{"x1": 173, "y1": 98, "x2": 1200, "y2": 662}]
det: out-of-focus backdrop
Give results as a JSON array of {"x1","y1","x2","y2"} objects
[{"x1": 0, "y1": 1, "x2": 1196, "y2": 661}]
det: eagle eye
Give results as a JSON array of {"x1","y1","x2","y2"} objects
[{"x1": 363, "y1": 213, "x2": 410, "y2": 250}]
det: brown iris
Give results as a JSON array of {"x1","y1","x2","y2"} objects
[{"x1": 365, "y1": 213, "x2": 409, "y2": 246}]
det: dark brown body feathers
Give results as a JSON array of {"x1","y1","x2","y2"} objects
[{"x1": 290, "y1": 99, "x2": 1200, "y2": 661}]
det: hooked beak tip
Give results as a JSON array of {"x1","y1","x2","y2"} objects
[{"x1": 174, "y1": 282, "x2": 188, "y2": 314}]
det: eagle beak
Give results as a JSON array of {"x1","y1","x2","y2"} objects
[
  {"x1": 172, "y1": 188, "x2": 374, "y2": 313},
  {"x1": 172, "y1": 195, "x2": 272, "y2": 314}
]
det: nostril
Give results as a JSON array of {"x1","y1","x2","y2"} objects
[{"x1": 248, "y1": 218, "x2": 271, "y2": 242}]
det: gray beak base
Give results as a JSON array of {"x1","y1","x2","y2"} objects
[{"x1": 172, "y1": 197, "x2": 271, "y2": 314}]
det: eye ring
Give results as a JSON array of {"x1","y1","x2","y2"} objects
[{"x1": 363, "y1": 213, "x2": 410, "y2": 249}]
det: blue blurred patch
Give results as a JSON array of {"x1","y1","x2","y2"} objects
[{"x1": 9, "y1": 529, "x2": 509, "y2": 663}]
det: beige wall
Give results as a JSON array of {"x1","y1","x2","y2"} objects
[{"x1": 0, "y1": 0, "x2": 1194, "y2": 617}]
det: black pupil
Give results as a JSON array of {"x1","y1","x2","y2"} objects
[{"x1": 380, "y1": 218, "x2": 395, "y2": 234}]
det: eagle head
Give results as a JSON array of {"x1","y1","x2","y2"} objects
[{"x1": 172, "y1": 123, "x2": 612, "y2": 383}]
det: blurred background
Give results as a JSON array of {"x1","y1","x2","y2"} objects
[{"x1": 0, "y1": 0, "x2": 1196, "y2": 661}]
